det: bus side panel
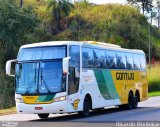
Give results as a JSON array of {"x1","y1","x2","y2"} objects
[
  {"x1": 81, "y1": 69, "x2": 106, "y2": 109},
  {"x1": 94, "y1": 69, "x2": 114, "y2": 107},
  {"x1": 111, "y1": 70, "x2": 128, "y2": 105},
  {"x1": 126, "y1": 70, "x2": 141, "y2": 100},
  {"x1": 140, "y1": 71, "x2": 148, "y2": 101},
  {"x1": 111, "y1": 70, "x2": 148, "y2": 105}
]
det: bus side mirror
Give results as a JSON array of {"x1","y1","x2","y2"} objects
[
  {"x1": 62, "y1": 57, "x2": 71, "y2": 75},
  {"x1": 6, "y1": 59, "x2": 17, "y2": 77}
]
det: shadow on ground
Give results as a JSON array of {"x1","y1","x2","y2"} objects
[{"x1": 30, "y1": 106, "x2": 158, "y2": 123}]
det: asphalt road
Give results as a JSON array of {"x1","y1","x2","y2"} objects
[{"x1": 0, "y1": 96, "x2": 160, "y2": 127}]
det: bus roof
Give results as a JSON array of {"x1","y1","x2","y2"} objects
[
  {"x1": 20, "y1": 41, "x2": 75, "y2": 49},
  {"x1": 20, "y1": 41, "x2": 145, "y2": 55}
]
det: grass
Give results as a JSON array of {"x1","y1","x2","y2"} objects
[
  {"x1": 148, "y1": 64, "x2": 160, "y2": 97},
  {"x1": 148, "y1": 64, "x2": 160, "y2": 92},
  {"x1": 0, "y1": 107, "x2": 16, "y2": 115},
  {"x1": 148, "y1": 91, "x2": 160, "y2": 97}
]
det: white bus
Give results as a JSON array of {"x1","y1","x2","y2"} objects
[{"x1": 6, "y1": 41, "x2": 148, "y2": 118}]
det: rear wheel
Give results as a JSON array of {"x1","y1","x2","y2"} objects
[
  {"x1": 133, "y1": 94, "x2": 138, "y2": 109},
  {"x1": 95, "y1": 107, "x2": 105, "y2": 111},
  {"x1": 38, "y1": 114, "x2": 49, "y2": 119},
  {"x1": 128, "y1": 93, "x2": 134, "y2": 110},
  {"x1": 78, "y1": 97, "x2": 91, "y2": 117},
  {"x1": 119, "y1": 104, "x2": 128, "y2": 110},
  {"x1": 119, "y1": 92, "x2": 137, "y2": 110}
]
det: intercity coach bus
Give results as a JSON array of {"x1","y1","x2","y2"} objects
[{"x1": 6, "y1": 41, "x2": 148, "y2": 118}]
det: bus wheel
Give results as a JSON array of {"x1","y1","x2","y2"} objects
[
  {"x1": 119, "y1": 104, "x2": 128, "y2": 110},
  {"x1": 95, "y1": 107, "x2": 105, "y2": 111},
  {"x1": 38, "y1": 114, "x2": 49, "y2": 119},
  {"x1": 133, "y1": 94, "x2": 138, "y2": 109},
  {"x1": 128, "y1": 93, "x2": 134, "y2": 110},
  {"x1": 78, "y1": 97, "x2": 91, "y2": 117}
]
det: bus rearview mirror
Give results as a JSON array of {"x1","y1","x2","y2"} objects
[
  {"x1": 6, "y1": 59, "x2": 17, "y2": 77},
  {"x1": 62, "y1": 57, "x2": 71, "y2": 75}
]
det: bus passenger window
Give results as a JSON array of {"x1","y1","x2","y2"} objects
[
  {"x1": 133, "y1": 54, "x2": 140, "y2": 70},
  {"x1": 115, "y1": 52, "x2": 126, "y2": 69},
  {"x1": 99, "y1": 49, "x2": 106, "y2": 68},
  {"x1": 106, "y1": 50, "x2": 116, "y2": 69},
  {"x1": 93, "y1": 49, "x2": 106, "y2": 68},
  {"x1": 82, "y1": 47, "x2": 94, "y2": 68},
  {"x1": 126, "y1": 53, "x2": 133, "y2": 70}
]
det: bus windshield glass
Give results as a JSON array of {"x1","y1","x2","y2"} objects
[
  {"x1": 15, "y1": 61, "x2": 65, "y2": 94},
  {"x1": 17, "y1": 46, "x2": 66, "y2": 61},
  {"x1": 15, "y1": 46, "x2": 66, "y2": 94}
]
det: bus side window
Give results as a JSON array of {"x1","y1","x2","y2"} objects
[
  {"x1": 139, "y1": 55, "x2": 146, "y2": 71},
  {"x1": 126, "y1": 53, "x2": 133, "y2": 70},
  {"x1": 93, "y1": 49, "x2": 99, "y2": 68},
  {"x1": 115, "y1": 52, "x2": 126, "y2": 69},
  {"x1": 93, "y1": 49, "x2": 106, "y2": 68},
  {"x1": 133, "y1": 54, "x2": 140, "y2": 70},
  {"x1": 69, "y1": 46, "x2": 80, "y2": 95},
  {"x1": 106, "y1": 50, "x2": 116, "y2": 69},
  {"x1": 82, "y1": 47, "x2": 94, "y2": 68}
]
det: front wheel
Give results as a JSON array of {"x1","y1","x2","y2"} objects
[
  {"x1": 38, "y1": 114, "x2": 49, "y2": 119},
  {"x1": 78, "y1": 97, "x2": 91, "y2": 117}
]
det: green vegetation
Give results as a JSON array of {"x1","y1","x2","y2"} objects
[
  {"x1": 0, "y1": 0, "x2": 38, "y2": 109},
  {"x1": 127, "y1": 0, "x2": 153, "y2": 15},
  {"x1": 148, "y1": 91, "x2": 160, "y2": 97},
  {"x1": 47, "y1": 0, "x2": 74, "y2": 34},
  {"x1": 148, "y1": 64, "x2": 160, "y2": 92},
  {"x1": 0, "y1": 0, "x2": 160, "y2": 109},
  {"x1": 0, "y1": 107, "x2": 16, "y2": 115}
]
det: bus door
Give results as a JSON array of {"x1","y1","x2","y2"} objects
[{"x1": 67, "y1": 46, "x2": 80, "y2": 112}]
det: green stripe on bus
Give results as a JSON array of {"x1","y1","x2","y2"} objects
[
  {"x1": 102, "y1": 70, "x2": 114, "y2": 99},
  {"x1": 36, "y1": 95, "x2": 55, "y2": 102},
  {"x1": 105, "y1": 70, "x2": 119, "y2": 99},
  {"x1": 94, "y1": 69, "x2": 119, "y2": 100},
  {"x1": 94, "y1": 69, "x2": 112, "y2": 100}
]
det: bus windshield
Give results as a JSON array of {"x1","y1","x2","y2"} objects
[
  {"x1": 17, "y1": 46, "x2": 66, "y2": 61},
  {"x1": 15, "y1": 61, "x2": 66, "y2": 94}
]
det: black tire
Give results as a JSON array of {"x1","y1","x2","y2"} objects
[
  {"x1": 128, "y1": 93, "x2": 134, "y2": 110},
  {"x1": 78, "y1": 97, "x2": 91, "y2": 117},
  {"x1": 38, "y1": 114, "x2": 49, "y2": 119},
  {"x1": 133, "y1": 94, "x2": 138, "y2": 109},
  {"x1": 96, "y1": 107, "x2": 105, "y2": 111},
  {"x1": 119, "y1": 104, "x2": 128, "y2": 110}
]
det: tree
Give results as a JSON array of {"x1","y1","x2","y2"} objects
[
  {"x1": 156, "y1": 1, "x2": 160, "y2": 27},
  {"x1": 20, "y1": 0, "x2": 23, "y2": 7},
  {"x1": 127, "y1": 0, "x2": 154, "y2": 15},
  {"x1": 0, "y1": 0, "x2": 38, "y2": 66},
  {"x1": 0, "y1": 0, "x2": 39, "y2": 109},
  {"x1": 47, "y1": 0, "x2": 74, "y2": 34}
]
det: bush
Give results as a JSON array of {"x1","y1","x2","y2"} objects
[
  {"x1": 148, "y1": 64, "x2": 160, "y2": 92},
  {"x1": 0, "y1": 71, "x2": 15, "y2": 109}
]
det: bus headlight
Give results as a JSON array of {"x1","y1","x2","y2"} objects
[
  {"x1": 54, "y1": 96, "x2": 66, "y2": 102},
  {"x1": 16, "y1": 98, "x2": 24, "y2": 103}
]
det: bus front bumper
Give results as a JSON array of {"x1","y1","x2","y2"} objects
[{"x1": 16, "y1": 100, "x2": 68, "y2": 114}]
